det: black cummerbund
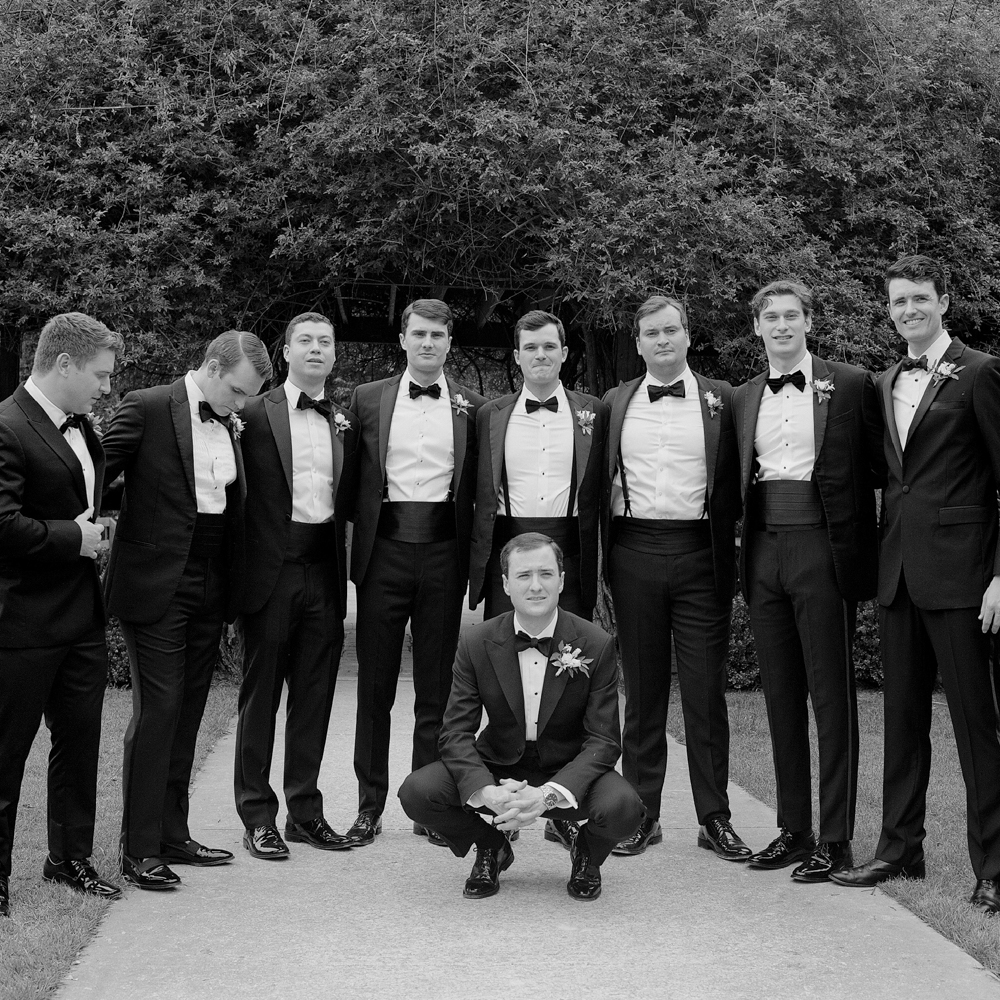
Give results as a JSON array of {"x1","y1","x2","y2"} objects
[
  {"x1": 377, "y1": 501, "x2": 456, "y2": 544},
  {"x1": 189, "y1": 513, "x2": 227, "y2": 558},
  {"x1": 286, "y1": 521, "x2": 336, "y2": 563},
  {"x1": 613, "y1": 517, "x2": 711, "y2": 556},
  {"x1": 749, "y1": 480, "x2": 825, "y2": 531},
  {"x1": 493, "y1": 515, "x2": 580, "y2": 557}
]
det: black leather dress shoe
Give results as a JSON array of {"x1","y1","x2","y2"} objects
[
  {"x1": 698, "y1": 817, "x2": 752, "y2": 862},
  {"x1": 1, "y1": 875, "x2": 10, "y2": 917},
  {"x1": 345, "y1": 811, "x2": 382, "y2": 847},
  {"x1": 747, "y1": 827, "x2": 815, "y2": 870},
  {"x1": 829, "y1": 856, "x2": 926, "y2": 887},
  {"x1": 119, "y1": 851, "x2": 181, "y2": 890},
  {"x1": 567, "y1": 841, "x2": 602, "y2": 901},
  {"x1": 972, "y1": 879, "x2": 1000, "y2": 914},
  {"x1": 243, "y1": 826, "x2": 290, "y2": 860},
  {"x1": 159, "y1": 839, "x2": 234, "y2": 867},
  {"x1": 286, "y1": 817, "x2": 352, "y2": 851},
  {"x1": 463, "y1": 842, "x2": 514, "y2": 899},
  {"x1": 43, "y1": 856, "x2": 122, "y2": 899},
  {"x1": 612, "y1": 818, "x2": 663, "y2": 856},
  {"x1": 792, "y1": 841, "x2": 854, "y2": 883},
  {"x1": 543, "y1": 818, "x2": 578, "y2": 851},
  {"x1": 413, "y1": 823, "x2": 449, "y2": 848}
]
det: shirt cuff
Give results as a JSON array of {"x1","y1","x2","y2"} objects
[
  {"x1": 467, "y1": 789, "x2": 486, "y2": 809},
  {"x1": 544, "y1": 782, "x2": 578, "y2": 810}
]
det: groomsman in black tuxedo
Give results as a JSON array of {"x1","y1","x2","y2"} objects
[
  {"x1": 734, "y1": 280, "x2": 884, "y2": 882},
  {"x1": 602, "y1": 295, "x2": 746, "y2": 860},
  {"x1": 833, "y1": 256, "x2": 1000, "y2": 914},
  {"x1": 102, "y1": 332, "x2": 271, "y2": 889},
  {"x1": 346, "y1": 299, "x2": 485, "y2": 848},
  {"x1": 235, "y1": 313, "x2": 358, "y2": 860},
  {"x1": 0, "y1": 313, "x2": 124, "y2": 916}
]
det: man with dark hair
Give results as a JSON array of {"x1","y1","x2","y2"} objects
[
  {"x1": 0, "y1": 313, "x2": 124, "y2": 916},
  {"x1": 399, "y1": 532, "x2": 644, "y2": 900},
  {"x1": 833, "y1": 257, "x2": 1000, "y2": 914},
  {"x1": 733, "y1": 280, "x2": 884, "y2": 882},
  {"x1": 346, "y1": 299, "x2": 486, "y2": 848},
  {"x1": 602, "y1": 294, "x2": 745, "y2": 860},
  {"x1": 234, "y1": 313, "x2": 359, "y2": 860},
  {"x1": 102, "y1": 330, "x2": 271, "y2": 890}
]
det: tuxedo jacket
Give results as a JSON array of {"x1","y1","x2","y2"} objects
[
  {"x1": 239, "y1": 387, "x2": 359, "y2": 617},
  {"x1": 733, "y1": 357, "x2": 885, "y2": 602},
  {"x1": 467, "y1": 389, "x2": 609, "y2": 609},
  {"x1": 0, "y1": 385, "x2": 106, "y2": 647},
  {"x1": 601, "y1": 372, "x2": 741, "y2": 603},
  {"x1": 438, "y1": 609, "x2": 621, "y2": 804},
  {"x1": 101, "y1": 378, "x2": 247, "y2": 625},
  {"x1": 347, "y1": 374, "x2": 485, "y2": 587},
  {"x1": 877, "y1": 338, "x2": 1000, "y2": 609}
]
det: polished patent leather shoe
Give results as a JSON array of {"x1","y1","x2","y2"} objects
[
  {"x1": 747, "y1": 827, "x2": 815, "y2": 870},
  {"x1": 463, "y1": 842, "x2": 514, "y2": 899},
  {"x1": 159, "y1": 839, "x2": 234, "y2": 867},
  {"x1": 413, "y1": 823, "x2": 449, "y2": 848},
  {"x1": 0, "y1": 875, "x2": 10, "y2": 917},
  {"x1": 792, "y1": 841, "x2": 854, "y2": 883},
  {"x1": 543, "y1": 818, "x2": 578, "y2": 851},
  {"x1": 829, "y1": 856, "x2": 926, "y2": 887},
  {"x1": 567, "y1": 841, "x2": 602, "y2": 901},
  {"x1": 345, "y1": 811, "x2": 382, "y2": 847},
  {"x1": 119, "y1": 851, "x2": 181, "y2": 890},
  {"x1": 43, "y1": 856, "x2": 122, "y2": 899},
  {"x1": 242, "y1": 826, "x2": 290, "y2": 860},
  {"x1": 971, "y1": 879, "x2": 1000, "y2": 914},
  {"x1": 286, "y1": 817, "x2": 352, "y2": 851},
  {"x1": 612, "y1": 818, "x2": 663, "y2": 856},
  {"x1": 698, "y1": 817, "x2": 751, "y2": 862}
]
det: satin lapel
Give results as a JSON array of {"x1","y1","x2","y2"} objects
[
  {"x1": 882, "y1": 362, "x2": 904, "y2": 467},
  {"x1": 536, "y1": 610, "x2": 575, "y2": 738},
  {"x1": 377, "y1": 375, "x2": 401, "y2": 482},
  {"x1": 330, "y1": 407, "x2": 344, "y2": 497},
  {"x1": 264, "y1": 390, "x2": 293, "y2": 497},
  {"x1": 486, "y1": 631, "x2": 526, "y2": 733},
  {"x1": 82, "y1": 418, "x2": 105, "y2": 511},
  {"x1": 741, "y1": 376, "x2": 767, "y2": 494},
  {"x1": 446, "y1": 378, "x2": 468, "y2": 495},
  {"x1": 811, "y1": 356, "x2": 831, "y2": 461},
  {"x1": 21, "y1": 398, "x2": 89, "y2": 507},
  {"x1": 169, "y1": 383, "x2": 197, "y2": 503},
  {"x1": 906, "y1": 339, "x2": 966, "y2": 449},
  {"x1": 566, "y1": 389, "x2": 594, "y2": 492},
  {"x1": 490, "y1": 397, "x2": 517, "y2": 497},
  {"x1": 694, "y1": 374, "x2": 720, "y2": 502},
  {"x1": 230, "y1": 421, "x2": 247, "y2": 500},
  {"x1": 607, "y1": 377, "x2": 642, "y2": 481}
]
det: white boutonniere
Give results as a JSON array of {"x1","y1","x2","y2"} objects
[
  {"x1": 549, "y1": 641, "x2": 594, "y2": 679},
  {"x1": 703, "y1": 390, "x2": 723, "y2": 418},
  {"x1": 333, "y1": 412, "x2": 351, "y2": 435},
  {"x1": 576, "y1": 408, "x2": 596, "y2": 435},
  {"x1": 451, "y1": 392, "x2": 472, "y2": 416},
  {"x1": 930, "y1": 360, "x2": 966, "y2": 386},
  {"x1": 229, "y1": 414, "x2": 245, "y2": 440},
  {"x1": 811, "y1": 377, "x2": 835, "y2": 403}
]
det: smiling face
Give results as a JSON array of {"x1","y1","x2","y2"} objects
[
  {"x1": 636, "y1": 305, "x2": 689, "y2": 383},
  {"x1": 887, "y1": 277, "x2": 949, "y2": 356},
  {"x1": 754, "y1": 293, "x2": 811, "y2": 371},
  {"x1": 201, "y1": 356, "x2": 265, "y2": 415},
  {"x1": 400, "y1": 312, "x2": 451, "y2": 381},
  {"x1": 514, "y1": 323, "x2": 567, "y2": 397},
  {"x1": 58, "y1": 347, "x2": 117, "y2": 414},
  {"x1": 503, "y1": 543, "x2": 564, "y2": 624},
  {"x1": 284, "y1": 319, "x2": 335, "y2": 390}
]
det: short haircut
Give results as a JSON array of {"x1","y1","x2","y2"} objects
[
  {"x1": 633, "y1": 295, "x2": 688, "y2": 337},
  {"x1": 401, "y1": 298, "x2": 454, "y2": 336},
  {"x1": 500, "y1": 531, "x2": 564, "y2": 576},
  {"x1": 203, "y1": 330, "x2": 273, "y2": 380},
  {"x1": 514, "y1": 309, "x2": 566, "y2": 349},
  {"x1": 884, "y1": 255, "x2": 948, "y2": 298},
  {"x1": 284, "y1": 311, "x2": 334, "y2": 345},
  {"x1": 32, "y1": 312, "x2": 124, "y2": 374},
  {"x1": 751, "y1": 280, "x2": 813, "y2": 319}
]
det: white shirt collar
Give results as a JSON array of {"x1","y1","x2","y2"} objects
[
  {"x1": 185, "y1": 371, "x2": 207, "y2": 411},
  {"x1": 517, "y1": 381, "x2": 566, "y2": 408},
  {"x1": 642, "y1": 365, "x2": 691, "y2": 390},
  {"x1": 912, "y1": 330, "x2": 953, "y2": 367},
  {"x1": 768, "y1": 351, "x2": 813, "y2": 382},
  {"x1": 24, "y1": 377, "x2": 69, "y2": 428},
  {"x1": 512, "y1": 609, "x2": 559, "y2": 639},
  {"x1": 284, "y1": 377, "x2": 323, "y2": 404}
]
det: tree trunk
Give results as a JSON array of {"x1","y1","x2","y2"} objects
[
  {"x1": 0, "y1": 325, "x2": 22, "y2": 400},
  {"x1": 614, "y1": 323, "x2": 644, "y2": 385}
]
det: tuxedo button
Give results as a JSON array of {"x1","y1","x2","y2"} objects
[
  {"x1": 284, "y1": 514, "x2": 291, "y2": 521},
  {"x1": 902, "y1": 485, "x2": 910, "y2": 494}
]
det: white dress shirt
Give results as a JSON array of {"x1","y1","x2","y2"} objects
[
  {"x1": 385, "y1": 370, "x2": 454, "y2": 502},
  {"x1": 755, "y1": 353, "x2": 816, "y2": 482},
  {"x1": 892, "y1": 330, "x2": 953, "y2": 448},
  {"x1": 25, "y1": 377, "x2": 96, "y2": 514},
  {"x1": 283, "y1": 379, "x2": 335, "y2": 524},
  {"x1": 185, "y1": 372, "x2": 237, "y2": 514},
  {"x1": 612, "y1": 367, "x2": 707, "y2": 519},
  {"x1": 500, "y1": 382, "x2": 576, "y2": 517}
]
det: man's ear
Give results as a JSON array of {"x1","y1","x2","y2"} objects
[
  {"x1": 502, "y1": 574, "x2": 511, "y2": 598},
  {"x1": 558, "y1": 572, "x2": 565, "y2": 594}
]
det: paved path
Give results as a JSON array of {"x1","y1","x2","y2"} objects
[{"x1": 58, "y1": 596, "x2": 1000, "y2": 1000}]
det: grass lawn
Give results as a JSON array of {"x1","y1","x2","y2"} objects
[
  {"x1": 668, "y1": 684, "x2": 1000, "y2": 974},
  {"x1": 0, "y1": 681, "x2": 238, "y2": 1000}
]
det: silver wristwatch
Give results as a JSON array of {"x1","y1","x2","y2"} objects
[{"x1": 540, "y1": 784, "x2": 560, "y2": 810}]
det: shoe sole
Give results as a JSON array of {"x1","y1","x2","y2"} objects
[
  {"x1": 242, "y1": 842, "x2": 290, "y2": 861},
  {"x1": 284, "y1": 831, "x2": 352, "y2": 851},
  {"x1": 611, "y1": 833, "x2": 664, "y2": 856},
  {"x1": 120, "y1": 873, "x2": 179, "y2": 891},
  {"x1": 158, "y1": 854, "x2": 233, "y2": 867}
]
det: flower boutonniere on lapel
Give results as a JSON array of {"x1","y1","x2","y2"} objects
[
  {"x1": 930, "y1": 360, "x2": 966, "y2": 387},
  {"x1": 451, "y1": 392, "x2": 472, "y2": 417},
  {"x1": 333, "y1": 412, "x2": 351, "y2": 435},
  {"x1": 703, "y1": 390, "x2": 723, "y2": 418},
  {"x1": 549, "y1": 641, "x2": 594, "y2": 679},
  {"x1": 228, "y1": 414, "x2": 245, "y2": 440},
  {"x1": 810, "y1": 377, "x2": 835, "y2": 404},
  {"x1": 575, "y1": 408, "x2": 596, "y2": 435}
]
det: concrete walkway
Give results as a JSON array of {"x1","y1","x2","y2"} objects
[{"x1": 58, "y1": 597, "x2": 1000, "y2": 1000}]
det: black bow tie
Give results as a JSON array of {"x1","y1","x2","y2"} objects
[
  {"x1": 198, "y1": 400, "x2": 225, "y2": 423},
  {"x1": 409, "y1": 381, "x2": 442, "y2": 400},
  {"x1": 648, "y1": 381, "x2": 685, "y2": 402},
  {"x1": 514, "y1": 631, "x2": 552, "y2": 657},
  {"x1": 297, "y1": 392, "x2": 332, "y2": 418},
  {"x1": 525, "y1": 396, "x2": 558, "y2": 413},
  {"x1": 766, "y1": 370, "x2": 807, "y2": 394},
  {"x1": 59, "y1": 413, "x2": 86, "y2": 434},
  {"x1": 900, "y1": 355, "x2": 929, "y2": 372}
]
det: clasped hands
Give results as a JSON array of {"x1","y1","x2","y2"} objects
[
  {"x1": 479, "y1": 778, "x2": 549, "y2": 832},
  {"x1": 76, "y1": 509, "x2": 106, "y2": 560}
]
